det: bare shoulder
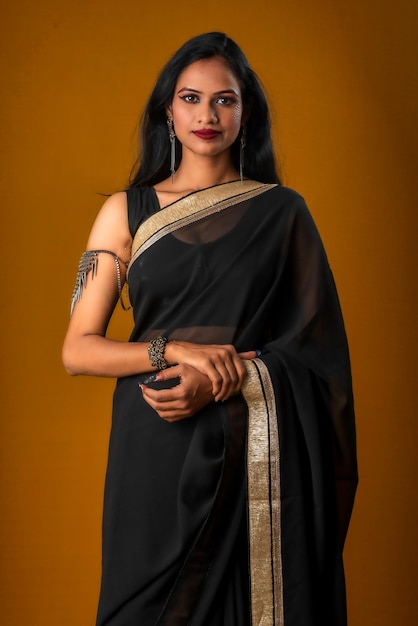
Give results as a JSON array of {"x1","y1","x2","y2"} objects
[{"x1": 86, "y1": 191, "x2": 131, "y2": 263}]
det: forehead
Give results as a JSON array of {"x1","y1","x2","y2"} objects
[{"x1": 175, "y1": 56, "x2": 241, "y2": 92}]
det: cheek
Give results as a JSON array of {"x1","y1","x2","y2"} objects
[
  {"x1": 171, "y1": 102, "x2": 188, "y2": 129},
  {"x1": 172, "y1": 107, "x2": 183, "y2": 128}
]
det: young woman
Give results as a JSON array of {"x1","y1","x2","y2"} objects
[{"x1": 63, "y1": 32, "x2": 357, "y2": 626}]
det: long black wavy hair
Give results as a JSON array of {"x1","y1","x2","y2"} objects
[{"x1": 129, "y1": 32, "x2": 281, "y2": 187}]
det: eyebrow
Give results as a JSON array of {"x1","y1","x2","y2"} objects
[{"x1": 177, "y1": 87, "x2": 240, "y2": 96}]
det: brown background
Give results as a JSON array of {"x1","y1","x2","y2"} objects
[{"x1": 1, "y1": 0, "x2": 417, "y2": 623}]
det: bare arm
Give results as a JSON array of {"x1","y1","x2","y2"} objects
[
  {"x1": 62, "y1": 191, "x2": 154, "y2": 378},
  {"x1": 62, "y1": 192, "x2": 254, "y2": 400}
]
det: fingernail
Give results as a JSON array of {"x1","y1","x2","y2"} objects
[
  {"x1": 255, "y1": 349, "x2": 262, "y2": 357},
  {"x1": 142, "y1": 373, "x2": 158, "y2": 384},
  {"x1": 138, "y1": 383, "x2": 144, "y2": 393}
]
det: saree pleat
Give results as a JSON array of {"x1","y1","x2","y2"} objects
[{"x1": 95, "y1": 181, "x2": 357, "y2": 626}]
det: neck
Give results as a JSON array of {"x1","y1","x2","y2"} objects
[{"x1": 172, "y1": 152, "x2": 239, "y2": 191}]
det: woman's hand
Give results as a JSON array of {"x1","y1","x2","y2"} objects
[
  {"x1": 140, "y1": 364, "x2": 213, "y2": 422},
  {"x1": 165, "y1": 342, "x2": 256, "y2": 402}
]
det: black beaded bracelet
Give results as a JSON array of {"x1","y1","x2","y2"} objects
[{"x1": 148, "y1": 336, "x2": 170, "y2": 370}]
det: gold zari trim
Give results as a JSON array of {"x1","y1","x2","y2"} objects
[
  {"x1": 127, "y1": 180, "x2": 277, "y2": 277},
  {"x1": 242, "y1": 359, "x2": 283, "y2": 626}
]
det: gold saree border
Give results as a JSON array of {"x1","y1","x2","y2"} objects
[
  {"x1": 242, "y1": 359, "x2": 283, "y2": 626},
  {"x1": 127, "y1": 180, "x2": 277, "y2": 276}
]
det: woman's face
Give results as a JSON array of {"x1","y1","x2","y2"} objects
[{"x1": 168, "y1": 56, "x2": 244, "y2": 162}]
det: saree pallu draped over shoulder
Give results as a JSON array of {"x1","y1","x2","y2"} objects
[{"x1": 96, "y1": 181, "x2": 357, "y2": 626}]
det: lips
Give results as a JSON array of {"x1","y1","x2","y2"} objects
[{"x1": 192, "y1": 129, "x2": 221, "y2": 140}]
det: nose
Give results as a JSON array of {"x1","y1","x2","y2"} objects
[{"x1": 198, "y1": 102, "x2": 218, "y2": 124}]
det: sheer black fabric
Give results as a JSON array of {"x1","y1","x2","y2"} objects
[{"x1": 95, "y1": 182, "x2": 357, "y2": 625}]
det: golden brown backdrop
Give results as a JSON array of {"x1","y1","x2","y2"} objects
[{"x1": 1, "y1": 0, "x2": 417, "y2": 623}]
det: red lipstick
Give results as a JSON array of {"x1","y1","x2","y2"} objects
[{"x1": 192, "y1": 129, "x2": 221, "y2": 140}]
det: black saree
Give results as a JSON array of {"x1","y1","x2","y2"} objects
[{"x1": 95, "y1": 180, "x2": 357, "y2": 626}]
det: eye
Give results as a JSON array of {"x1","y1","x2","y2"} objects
[
  {"x1": 215, "y1": 96, "x2": 236, "y2": 105},
  {"x1": 180, "y1": 94, "x2": 200, "y2": 103}
]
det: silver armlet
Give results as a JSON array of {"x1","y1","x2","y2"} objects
[{"x1": 70, "y1": 249, "x2": 131, "y2": 316}]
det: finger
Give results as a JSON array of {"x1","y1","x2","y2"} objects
[
  {"x1": 214, "y1": 357, "x2": 250, "y2": 401},
  {"x1": 158, "y1": 410, "x2": 192, "y2": 422},
  {"x1": 140, "y1": 384, "x2": 182, "y2": 405},
  {"x1": 198, "y1": 365, "x2": 223, "y2": 400},
  {"x1": 217, "y1": 361, "x2": 239, "y2": 400},
  {"x1": 223, "y1": 350, "x2": 248, "y2": 392},
  {"x1": 238, "y1": 350, "x2": 258, "y2": 360},
  {"x1": 212, "y1": 366, "x2": 239, "y2": 402},
  {"x1": 141, "y1": 391, "x2": 194, "y2": 422},
  {"x1": 141, "y1": 392, "x2": 185, "y2": 416},
  {"x1": 205, "y1": 356, "x2": 232, "y2": 401},
  {"x1": 206, "y1": 347, "x2": 240, "y2": 401},
  {"x1": 155, "y1": 364, "x2": 183, "y2": 381}
]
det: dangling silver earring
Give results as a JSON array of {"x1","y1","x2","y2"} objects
[
  {"x1": 239, "y1": 127, "x2": 246, "y2": 183},
  {"x1": 167, "y1": 117, "x2": 176, "y2": 183}
]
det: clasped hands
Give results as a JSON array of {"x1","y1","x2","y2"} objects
[{"x1": 140, "y1": 341, "x2": 257, "y2": 422}]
